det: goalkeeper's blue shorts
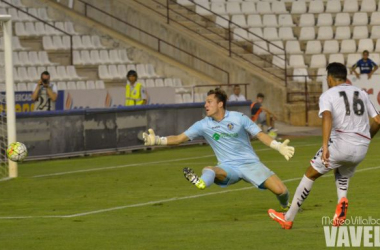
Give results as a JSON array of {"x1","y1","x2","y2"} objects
[{"x1": 215, "y1": 162, "x2": 275, "y2": 190}]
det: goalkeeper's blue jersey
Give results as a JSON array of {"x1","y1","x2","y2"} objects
[{"x1": 184, "y1": 111, "x2": 262, "y2": 167}]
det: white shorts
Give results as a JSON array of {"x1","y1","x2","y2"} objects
[{"x1": 310, "y1": 138, "x2": 369, "y2": 178}]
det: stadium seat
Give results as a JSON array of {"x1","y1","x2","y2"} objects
[
  {"x1": 38, "y1": 8, "x2": 52, "y2": 21},
  {"x1": 343, "y1": 0, "x2": 359, "y2": 12},
  {"x1": 253, "y1": 41, "x2": 269, "y2": 55},
  {"x1": 279, "y1": 27, "x2": 296, "y2": 40},
  {"x1": 316, "y1": 68, "x2": 327, "y2": 82},
  {"x1": 263, "y1": 27, "x2": 278, "y2": 40},
  {"x1": 360, "y1": 0, "x2": 376, "y2": 12},
  {"x1": 173, "y1": 78, "x2": 183, "y2": 87},
  {"x1": 278, "y1": 14, "x2": 294, "y2": 27},
  {"x1": 358, "y1": 39, "x2": 374, "y2": 52},
  {"x1": 108, "y1": 64, "x2": 120, "y2": 79},
  {"x1": 293, "y1": 68, "x2": 311, "y2": 82},
  {"x1": 329, "y1": 54, "x2": 345, "y2": 64},
  {"x1": 309, "y1": 1, "x2": 324, "y2": 14},
  {"x1": 195, "y1": 3, "x2": 210, "y2": 15},
  {"x1": 285, "y1": 40, "x2": 302, "y2": 54},
  {"x1": 233, "y1": 28, "x2": 248, "y2": 41},
  {"x1": 370, "y1": 53, "x2": 380, "y2": 65},
  {"x1": 299, "y1": 14, "x2": 315, "y2": 27},
  {"x1": 145, "y1": 79, "x2": 155, "y2": 87},
  {"x1": 155, "y1": 79, "x2": 164, "y2": 87},
  {"x1": 263, "y1": 15, "x2": 278, "y2": 27},
  {"x1": 370, "y1": 12, "x2": 380, "y2": 25},
  {"x1": 175, "y1": 94, "x2": 183, "y2": 104},
  {"x1": 310, "y1": 54, "x2": 327, "y2": 68},
  {"x1": 146, "y1": 64, "x2": 158, "y2": 78},
  {"x1": 256, "y1": 2, "x2": 271, "y2": 14},
  {"x1": 335, "y1": 27, "x2": 351, "y2": 39},
  {"x1": 17, "y1": 82, "x2": 27, "y2": 91},
  {"x1": 57, "y1": 81, "x2": 67, "y2": 90},
  {"x1": 241, "y1": 2, "x2": 256, "y2": 15},
  {"x1": 248, "y1": 28, "x2": 263, "y2": 41},
  {"x1": 317, "y1": 13, "x2": 333, "y2": 26},
  {"x1": 28, "y1": 51, "x2": 40, "y2": 66},
  {"x1": 326, "y1": 0, "x2": 341, "y2": 13},
  {"x1": 291, "y1": 1, "x2": 306, "y2": 14},
  {"x1": 346, "y1": 53, "x2": 361, "y2": 67},
  {"x1": 27, "y1": 67, "x2": 39, "y2": 81},
  {"x1": 341, "y1": 39, "x2": 357, "y2": 53},
  {"x1": 371, "y1": 26, "x2": 380, "y2": 39},
  {"x1": 335, "y1": 13, "x2": 351, "y2": 26},
  {"x1": 67, "y1": 81, "x2": 77, "y2": 90},
  {"x1": 45, "y1": 24, "x2": 60, "y2": 36},
  {"x1": 352, "y1": 13, "x2": 368, "y2": 25},
  {"x1": 299, "y1": 27, "x2": 316, "y2": 40},
  {"x1": 35, "y1": 22, "x2": 47, "y2": 36},
  {"x1": 231, "y1": 15, "x2": 247, "y2": 28},
  {"x1": 247, "y1": 15, "x2": 262, "y2": 27},
  {"x1": 95, "y1": 80, "x2": 105, "y2": 89},
  {"x1": 109, "y1": 50, "x2": 123, "y2": 64},
  {"x1": 227, "y1": 2, "x2": 242, "y2": 14},
  {"x1": 215, "y1": 15, "x2": 229, "y2": 28},
  {"x1": 18, "y1": 9, "x2": 34, "y2": 22},
  {"x1": 272, "y1": 1, "x2": 288, "y2": 14},
  {"x1": 76, "y1": 81, "x2": 86, "y2": 90},
  {"x1": 99, "y1": 50, "x2": 111, "y2": 64},
  {"x1": 17, "y1": 68, "x2": 29, "y2": 82},
  {"x1": 317, "y1": 27, "x2": 333, "y2": 40},
  {"x1": 42, "y1": 36, "x2": 54, "y2": 50},
  {"x1": 289, "y1": 55, "x2": 307, "y2": 68},
  {"x1": 118, "y1": 49, "x2": 132, "y2": 63},
  {"x1": 0, "y1": 83, "x2": 5, "y2": 92},
  {"x1": 164, "y1": 78, "x2": 174, "y2": 87},
  {"x1": 137, "y1": 64, "x2": 150, "y2": 78},
  {"x1": 89, "y1": 50, "x2": 101, "y2": 65},
  {"x1": 99, "y1": 65, "x2": 111, "y2": 80},
  {"x1": 15, "y1": 22, "x2": 27, "y2": 36},
  {"x1": 323, "y1": 40, "x2": 339, "y2": 54},
  {"x1": 352, "y1": 26, "x2": 369, "y2": 39},
  {"x1": 177, "y1": 0, "x2": 193, "y2": 6},
  {"x1": 375, "y1": 39, "x2": 380, "y2": 52},
  {"x1": 269, "y1": 41, "x2": 284, "y2": 55},
  {"x1": 211, "y1": 3, "x2": 226, "y2": 15},
  {"x1": 82, "y1": 36, "x2": 96, "y2": 49},
  {"x1": 73, "y1": 36, "x2": 84, "y2": 50},
  {"x1": 18, "y1": 52, "x2": 31, "y2": 66},
  {"x1": 305, "y1": 41, "x2": 322, "y2": 54}
]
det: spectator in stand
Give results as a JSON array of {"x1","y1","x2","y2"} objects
[
  {"x1": 351, "y1": 50, "x2": 378, "y2": 79},
  {"x1": 250, "y1": 93, "x2": 277, "y2": 137},
  {"x1": 31, "y1": 71, "x2": 58, "y2": 111},
  {"x1": 229, "y1": 85, "x2": 246, "y2": 102},
  {"x1": 125, "y1": 70, "x2": 147, "y2": 106}
]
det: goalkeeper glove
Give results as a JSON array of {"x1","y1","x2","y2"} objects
[
  {"x1": 270, "y1": 139, "x2": 295, "y2": 161},
  {"x1": 143, "y1": 129, "x2": 167, "y2": 146}
]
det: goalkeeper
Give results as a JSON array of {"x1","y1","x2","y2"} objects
[{"x1": 143, "y1": 88, "x2": 295, "y2": 211}]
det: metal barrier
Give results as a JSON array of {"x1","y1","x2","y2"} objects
[
  {"x1": 1, "y1": 0, "x2": 74, "y2": 64},
  {"x1": 134, "y1": 0, "x2": 287, "y2": 83},
  {"x1": 63, "y1": 0, "x2": 231, "y2": 84}
]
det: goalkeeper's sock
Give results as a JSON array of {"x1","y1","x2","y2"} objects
[
  {"x1": 277, "y1": 190, "x2": 289, "y2": 209},
  {"x1": 285, "y1": 175, "x2": 314, "y2": 221},
  {"x1": 200, "y1": 168, "x2": 216, "y2": 187},
  {"x1": 335, "y1": 171, "x2": 349, "y2": 202}
]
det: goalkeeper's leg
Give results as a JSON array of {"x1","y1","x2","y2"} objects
[
  {"x1": 183, "y1": 166, "x2": 228, "y2": 190},
  {"x1": 263, "y1": 175, "x2": 290, "y2": 211}
]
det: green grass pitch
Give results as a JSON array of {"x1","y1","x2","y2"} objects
[{"x1": 0, "y1": 136, "x2": 379, "y2": 249}]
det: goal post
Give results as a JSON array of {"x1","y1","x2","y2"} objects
[{"x1": 0, "y1": 15, "x2": 17, "y2": 180}]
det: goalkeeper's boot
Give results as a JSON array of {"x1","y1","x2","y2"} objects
[
  {"x1": 333, "y1": 197, "x2": 348, "y2": 227},
  {"x1": 279, "y1": 202, "x2": 291, "y2": 212},
  {"x1": 268, "y1": 209, "x2": 293, "y2": 230},
  {"x1": 183, "y1": 167, "x2": 206, "y2": 190}
]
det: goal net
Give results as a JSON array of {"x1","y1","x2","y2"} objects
[{"x1": 0, "y1": 15, "x2": 17, "y2": 181}]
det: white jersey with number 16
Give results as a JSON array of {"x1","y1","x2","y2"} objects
[{"x1": 319, "y1": 83, "x2": 379, "y2": 145}]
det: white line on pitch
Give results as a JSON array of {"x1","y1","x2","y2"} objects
[
  {"x1": 32, "y1": 143, "x2": 321, "y2": 178},
  {"x1": 2, "y1": 164, "x2": 379, "y2": 220}
]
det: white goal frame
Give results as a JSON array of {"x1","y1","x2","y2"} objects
[{"x1": 1, "y1": 15, "x2": 17, "y2": 179}]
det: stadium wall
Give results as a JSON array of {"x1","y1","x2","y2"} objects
[{"x1": 16, "y1": 102, "x2": 251, "y2": 160}]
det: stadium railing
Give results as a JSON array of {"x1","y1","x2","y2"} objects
[
  {"x1": 56, "y1": 0, "x2": 230, "y2": 84},
  {"x1": 1, "y1": 0, "x2": 74, "y2": 64},
  {"x1": 133, "y1": 0, "x2": 287, "y2": 84}
]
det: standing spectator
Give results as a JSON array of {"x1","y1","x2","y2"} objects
[
  {"x1": 125, "y1": 70, "x2": 147, "y2": 106},
  {"x1": 32, "y1": 71, "x2": 58, "y2": 111},
  {"x1": 250, "y1": 93, "x2": 277, "y2": 134},
  {"x1": 351, "y1": 50, "x2": 378, "y2": 79},
  {"x1": 229, "y1": 85, "x2": 246, "y2": 102}
]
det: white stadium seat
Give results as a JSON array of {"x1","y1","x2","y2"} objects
[
  {"x1": 370, "y1": 12, "x2": 380, "y2": 25},
  {"x1": 353, "y1": 26, "x2": 369, "y2": 39},
  {"x1": 329, "y1": 54, "x2": 345, "y2": 64},
  {"x1": 272, "y1": 55, "x2": 287, "y2": 69},
  {"x1": 326, "y1": 0, "x2": 341, "y2": 13},
  {"x1": 375, "y1": 39, "x2": 380, "y2": 52},
  {"x1": 215, "y1": 15, "x2": 229, "y2": 28},
  {"x1": 335, "y1": 27, "x2": 351, "y2": 39},
  {"x1": 285, "y1": 40, "x2": 302, "y2": 54},
  {"x1": 310, "y1": 54, "x2": 326, "y2": 68},
  {"x1": 76, "y1": 81, "x2": 86, "y2": 90},
  {"x1": 323, "y1": 40, "x2": 339, "y2": 54},
  {"x1": 253, "y1": 41, "x2": 269, "y2": 55},
  {"x1": 279, "y1": 27, "x2": 296, "y2": 40},
  {"x1": 335, "y1": 13, "x2": 351, "y2": 26},
  {"x1": 247, "y1": 15, "x2": 262, "y2": 27},
  {"x1": 346, "y1": 53, "x2": 361, "y2": 67},
  {"x1": 316, "y1": 68, "x2": 327, "y2": 82},
  {"x1": 352, "y1": 13, "x2": 368, "y2": 25},
  {"x1": 57, "y1": 81, "x2": 67, "y2": 90},
  {"x1": 211, "y1": 3, "x2": 226, "y2": 15},
  {"x1": 291, "y1": 1, "x2": 307, "y2": 14},
  {"x1": 340, "y1": 39, "x2": 357, "y2": 53},
  {"x1": 231, "y1": 15, "x2": 247, "y2": 28},
  {"x1": 299, "y1": 14, "x2": 315, "y2": 27},
  {"x1": 248, "y1": 28, "x2": 263, "y2": 41},
  {"x1": 360, "y1": 0, "x2": 376, "y2": 12},
  {"x1": 241, "y1": 2, "x2": 256, "y2": 15},
  {"x1": 263, "y1": 27, "x2": 279, "y2": 40},
  {"x1": 278, "y1": 14, "x2": 294, "y2": 27},
  {"x1": 293, "y1": 68, "x2": 311, "y2": 82},
  {"x1": 256, "y1": 2, "x2": 271, "y2": 14},
  {"x1": 299, "y1": 27, "x2": 316, "y2": 40},
  {"x1": 289, "y1": 55, "x2": 307, "y2": 68},
  {"x1": 272, "y1": 1, "x2": 288, "y2": 14},
  {"x1": 263, "y1": 15, "x2": 278, "y2": 27},
  {"x1": 177, "y1": 0, "x2": 193, "y2": 6},
  {"x1": 371, "y1": 26, "x2": 380, "y2": 39},
  {"x1": 370, "y1": 53, "x2": 380, "y2": 65},
  {"x1": 343, "y1": 0, "x2": 359, "y2": 12},
  {"x1": 95, "y1": 80, "x2": 105, "y2": 89},
  {"x1": 226, "y1": 2, "x2": 242, "y2": 15},
  {"x1": 317, "y1": 27, "x2": 333, "y2": 40},
  {"x1": 195, "y1": 2, "x2": 210, "y2": 15},
  {"x1": 308, "y1": 1, "x2": 324, "y2": 14},
  {"x1": 358, "y1": 39, "x2": 374, "y2": 52},
  {"x1": 233, "y1": 28, "x2": 248, "y2": 41},
  {"x1": 305, "y1": 41, "x2": 322, "y2": 54},
  {"x1": 86, "y1": 81, "x2": 96, "y2": 89},
  {"x1": 317, "y1": 13, "x2": 333, "y2": 26},
  {"x1": 269, "y1": 41, "x2": 284, "y2": 55}
]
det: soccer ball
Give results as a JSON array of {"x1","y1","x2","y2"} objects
[{"x1": 6, "y1": 142, "x2": 28, "y2": 162}]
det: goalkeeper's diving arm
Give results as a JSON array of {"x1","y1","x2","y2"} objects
[
  {"x1": 143, "y1": 129, "x2": 189, "y2": 146},
  {"x1": 256, "y1": 132, "x2": 295, "y2": 161}
]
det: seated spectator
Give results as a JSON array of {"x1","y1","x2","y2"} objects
[
  {"x1": 125, "y1": 70, "x2": 147, "y2": 106},
  {"x1": 351, "y1": 50, "x2": 378, "y2": 79},
  {"x1": 229, "y1": 85, "x2": 246, "y2": 102},
  {"x1": 31, "y1": 71, "x2": 58, "y2": 111},
  {"x1": 250, "y1": 93, "x2": 277, "y2": 135}
]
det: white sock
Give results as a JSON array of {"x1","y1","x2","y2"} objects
[
  {"x1": 285, "y1": 175, "x2": 314, "y2": 221},
  {"x1": 335, "y1": 171, "x2": 349, "y2": 202}
]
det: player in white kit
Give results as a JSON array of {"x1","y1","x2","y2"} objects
[{"x1": 268, "y1": 63, "x2": 380, "y2": 229}]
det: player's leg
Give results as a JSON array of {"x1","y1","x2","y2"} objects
[
  {"x1": 183, "y1": 166, "x2": 229, "y2": 190},
  {"x1": 262, "y1": 175, "x2": 290, "y2": 211},
  {"x1": 370, "y1": 117, "x2": 380, "y2": 138}
]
